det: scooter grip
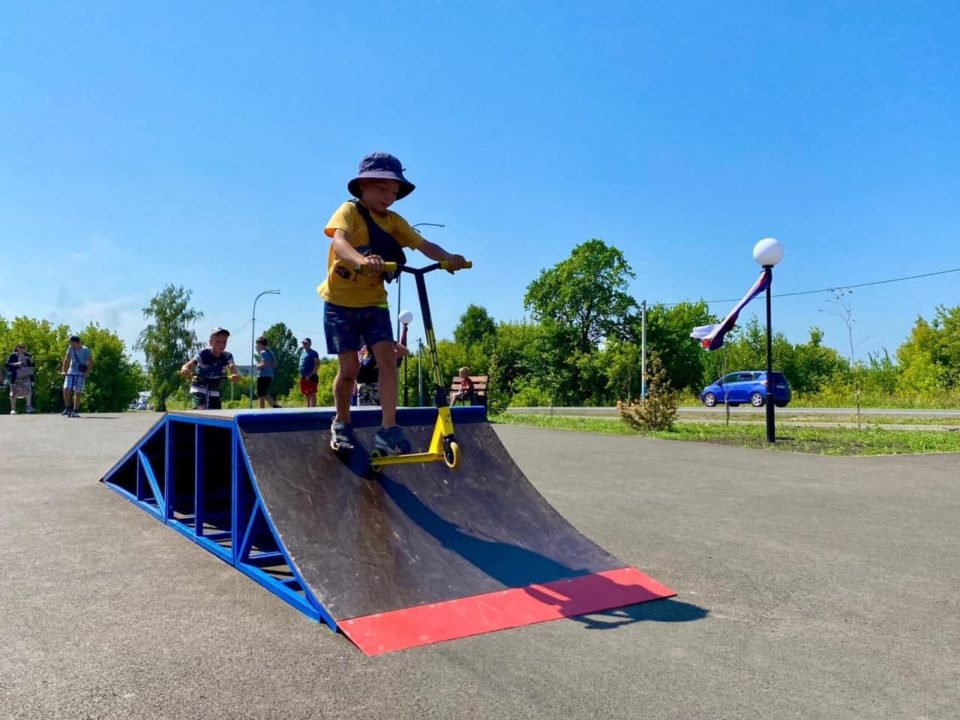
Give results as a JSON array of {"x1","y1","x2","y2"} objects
[{"x1": 440, "y1": 259, "x2": 473, "y2": 271}]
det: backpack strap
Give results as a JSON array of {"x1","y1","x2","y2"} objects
[{"x1": 351, "y1": 200, "x2": 406, "y2": 282}]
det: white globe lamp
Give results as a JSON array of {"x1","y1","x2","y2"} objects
[
  {"x1": 753, "y1": 237, "x2": 784, "y2": 267},
  {"x1": 398, "y1": 309, "x2": 414, "y2": 326}
]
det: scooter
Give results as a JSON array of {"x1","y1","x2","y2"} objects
[{"x1": 368, "y1": 259, "x2": 472, "y2": 472}]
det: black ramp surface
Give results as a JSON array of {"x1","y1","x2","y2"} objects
[{"x1": 239, "y1": 410, "x2": 627, "y2": 620}]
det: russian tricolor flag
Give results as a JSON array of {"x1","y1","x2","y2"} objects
[{"x1": 690, "y1": 268, "x2": 771, "y2": 351}]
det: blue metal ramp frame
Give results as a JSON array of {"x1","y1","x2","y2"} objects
[{"x1": 101, "y1": 409, "x2": 342, "y2": 629}]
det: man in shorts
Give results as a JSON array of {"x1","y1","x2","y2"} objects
[
  {"x1": 61, "y1": 335, "x2": 93, "y2": 418},
  {"x1": 255, "y1": 336, "x2": 280, "y2": 409},
  {"x1": 298, "y1": 338, "x2": 320, "y2": 408}
]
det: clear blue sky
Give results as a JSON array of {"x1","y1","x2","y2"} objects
[{"x1": 2, "y1": 1, "x2": 958, "y2": 366}]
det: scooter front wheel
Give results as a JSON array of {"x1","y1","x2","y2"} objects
[
  {"x1": 368, "y1": 448, "x2": 384, "y2": 474},
  {"x1": 443, "y1": 439, "x2": 461, "y2": 470}
]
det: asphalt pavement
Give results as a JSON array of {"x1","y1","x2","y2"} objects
[{"x1": 1, "y1": 413, "x2": 958, "y2": 719}]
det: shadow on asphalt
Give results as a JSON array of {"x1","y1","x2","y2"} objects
[{"x1": 572, "y1": 597, "x2": 708, "y2": 631}]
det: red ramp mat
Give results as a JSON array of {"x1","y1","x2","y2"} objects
[{"x1": 341, "y1": 567, "x2": 675, "y2": 656}]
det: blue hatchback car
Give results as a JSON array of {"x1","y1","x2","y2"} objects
[{"x1": 700, "y1": 371, "x2": 792, "y2": 408}]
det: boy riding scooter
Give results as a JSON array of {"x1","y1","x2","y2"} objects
[{"x1": 317, "y1": 152, "x2": 469, "y2": 456}]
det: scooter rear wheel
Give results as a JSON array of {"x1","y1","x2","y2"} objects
[{"x1": 443, "y1": 440, "x2": 461, "y2": 470}]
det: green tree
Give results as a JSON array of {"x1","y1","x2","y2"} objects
[
  {"x1": 642, "y1": 300, "x2": 713, "y2": 393},
  {"x1": 136, "y1": 285, "x2": 202, "y2": 411},
  {"x1": 708, "y1": 318, "x2": 768, "y2": 374},
  {"x1": 782, "y1": 327, "x2": 849, "y2": 394},
  {"x1": 262, "y1": 322, "x2": 300, "y2": 399},
  {"x1": 935, "y1": 305, "x2": 960, "y2": 388},
  {"x1": 597, "y1": 338, "x2": 641, "y2": 402},
  {"x1": 896, "y1": 316, "x2": 947, "y2": 396},
  {"x1": 862, "y1": 349, "x2": 899, "y2": 396},
  {"x1": 524, "y1": 240, "x2": 638, "y2": 404},
  {"x1": 524, "y1": 239, "x2": 637, "y2": 353},
  {"x1": 487, "y1": 320, "x2": 545, "y2": 412},
  {"x1": 453, "y1": 305, "x2": 497, "y2": 348}
]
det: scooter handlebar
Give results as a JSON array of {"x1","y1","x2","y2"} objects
[{"x1": 380, "y1": 260, "x2": 473, "y2": 273}]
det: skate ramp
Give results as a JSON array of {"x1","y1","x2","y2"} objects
[{"x1": 103, "y1": 407, "x2": 674, "y2": 654}]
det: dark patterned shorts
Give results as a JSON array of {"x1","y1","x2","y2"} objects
[{"x1": 323, "y1": 302, "x2": 393, "y2": 355}]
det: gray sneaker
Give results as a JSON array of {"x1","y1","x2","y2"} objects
[{"x1": 374, "y1": 426, "x2": 413, "y2": 456}]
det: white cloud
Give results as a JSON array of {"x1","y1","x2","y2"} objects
[{"x1": 48, "y1": 294, "x2": 147, "y2": 359}]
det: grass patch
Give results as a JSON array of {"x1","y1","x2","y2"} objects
[
  {"x1": 495, "y1": 413, "x2": 636, "y2": 436},
  {"x1": 492, "y1": 413, "x2": 960, "y2": 456}
]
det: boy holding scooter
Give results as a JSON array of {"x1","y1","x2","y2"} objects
[{"x1": 318, "y1": 152, "x2": 468, "y2": 455}]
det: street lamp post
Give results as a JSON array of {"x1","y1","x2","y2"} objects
[
  {"x1": 398, "y1": 309, "x2": 414, "y2": 406},
  {"x1": 250, "y1": 289, "x2": 281, "y2": 407},
  {"x1": 753, "y1": 238, "x2": 784, "y2": 443},
  {"x1": 640, "y1": 299, "x2": 647, "y2": 399},
  {"x1": 416, "y1": 337, "x2": 425, "y2": 406}
]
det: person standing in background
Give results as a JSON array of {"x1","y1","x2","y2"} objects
[
  {"x1": 255, "y1": 336, "x2": 280, "y2": 409},
  {"x1": 298, "y1": 338, "x2": 321, "y2": 408},
  {"x1": 61, "y1": 335, "x2": 93, "y2": 418},
  {"x1": 6, "y1": 343, "x2": 35, "y2": 414}
]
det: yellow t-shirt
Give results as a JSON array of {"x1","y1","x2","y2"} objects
[{"x1": 317, "y1": 201, "x2": 425, "y2": 307}]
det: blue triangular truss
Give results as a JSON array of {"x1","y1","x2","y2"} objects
[{"x1": 102, "y1": 412, "x2": 335, "y2": 630}]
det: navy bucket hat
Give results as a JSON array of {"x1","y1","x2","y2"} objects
[{"x1": 347, "y1": 152, "x2": 415, "y2": 200}]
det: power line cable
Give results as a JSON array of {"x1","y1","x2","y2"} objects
[{"x1": 668, "y1": 267, "x2": 960, "y2": 307}]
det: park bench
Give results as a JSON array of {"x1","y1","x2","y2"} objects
[{"x1": 449, "y1": 375, "x2": 489, "y2": 406}]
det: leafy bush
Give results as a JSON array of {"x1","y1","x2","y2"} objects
[
  {"x1": 618, "y1": 352, "x2": 679, "y2": 431},
  {"x1": 509, "y1": 377, "x2": 553, "y2": 407}
]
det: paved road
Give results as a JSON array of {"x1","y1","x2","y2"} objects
[
  {"x1": 2, "y1": 413, "x2": 958, "y2": 719},
  {"x1": 508, "y1": 406, "x2": 960, "y2": 418}
]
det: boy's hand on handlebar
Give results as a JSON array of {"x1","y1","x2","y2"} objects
[
  {"x1": 356, "y1": 255, "x2": 384, "y2": 275},
  {"x1": 442, "y1": 254, "x2": 470, "y2": 273}
]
